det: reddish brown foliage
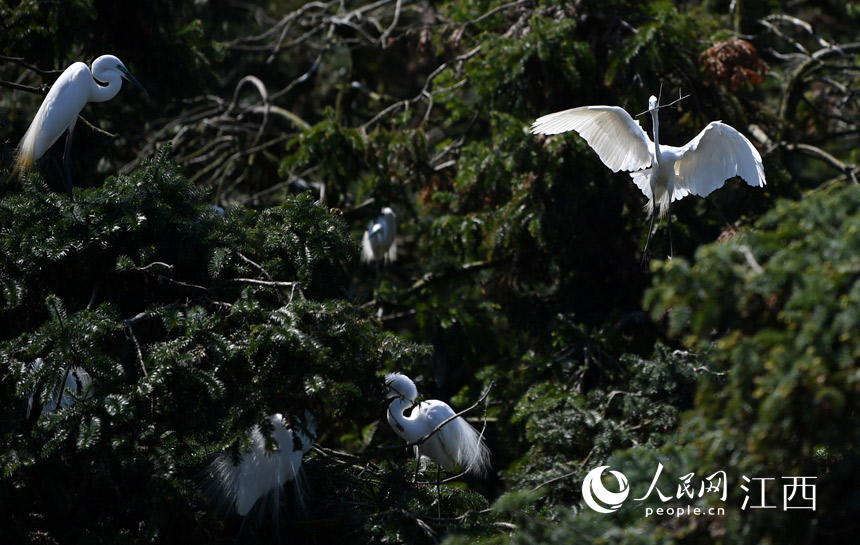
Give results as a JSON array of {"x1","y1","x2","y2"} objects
[{"x1": 700, "y1": 39, "x2": 770, "y2": 90}]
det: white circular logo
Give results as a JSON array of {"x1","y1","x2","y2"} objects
[{"x1": 582, "y1": 465, "x2": 630, "y2": 513}]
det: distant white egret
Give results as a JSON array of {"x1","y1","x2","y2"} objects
[
  {"x1": 531, "y1": 94, "x2": 766, "y2": 260},
  {"x1": 27, "y1": 358, "x2": 92, "y2": 416},
  {"x1": 208, "y1": 413, "x2": 316, "y2": 518},
  {"x1": 386, "y1": 373, "x2": 490, "y2": 514},
  {"x1": 361, "y1": 207, "x2": 397, "y2": 299},
  {"x1": 13, "y1": 54, "x2": 146, "y2": 200},
  {"x1": 361, "y1": 207, "x2": 397, "y2": 265}
]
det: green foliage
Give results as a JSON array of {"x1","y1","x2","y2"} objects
[
  {"x1": 645, "y1": 182, "x2": 860, "y2": 542},
  {"x1": 505, "y1": 343, "x2": 697, "y2": 514},
  {"x1": 0, "y1": 151, "x2": 423, "y2": 543}
]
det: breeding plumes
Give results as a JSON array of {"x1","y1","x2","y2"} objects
[
  {"x1": 208, "y1": 413, "x2": 316, "y2": 518},
  {"x1": 531, "y1": 94, "x2": 766, "y2": 260},
  {"x1": 385, "y1": 373, "x2": 490, "y2": 477},
  {"x1": 361, "y1": 207, "x2": 397, "y2": 265},
  {"x1": 13, "y1": 54, "x2": 146, "y2": 199}
]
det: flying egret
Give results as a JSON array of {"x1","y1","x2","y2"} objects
[
  {"x1": 531, "y1": 94, "x2": 766, "y2": 260},
  {"x1": 208, "y1": 413, "x2": 317, "y2": 519},
  {"x1": 13, "y1": 54, "x2": 147, "y2": 200},
  {"x1": 385, "y1": 373, "x2": 490, "y2": 515},
  {"x1": 361, "y1": 207, "x2": 397, "y2": 299}
]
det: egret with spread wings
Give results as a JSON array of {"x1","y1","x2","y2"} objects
[{"x1": 531, "y1": 94, "x2": 765, "y2": 261}]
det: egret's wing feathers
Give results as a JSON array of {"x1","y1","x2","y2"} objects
[
  {"x1": 531, "y1": 106, "x2": 653, "y2": 173},
  {"x1": 674, "y1": 122, "x2": 766, "y2": 198},
  {"x1": 14, "y1": 63, "x2": 91, "y2": 174},
  {"x1": 360, "y1": 230, "x2": 374, "y2": 263}
]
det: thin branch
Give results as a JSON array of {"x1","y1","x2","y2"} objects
[
  {"x1": 0, "y1": 54, "x2": 64, "y2": 76},
  {"x1": 230, "y1": 277, "x2": 300, "y2": 289},
  {"x1": 781, "y1": 141, "x2": 860, "y2": 186},
  {"x1": 467, "y1": 0, "x2": 529, "y2": 27},
  {"x1": 403, "y1": 380, "x2": 495, "y2": 450},
  {"x1": 124, "y1": 322, "x2": 149, "y2": 377},
  {"x1": 530, "y1": 446, "x2": 597, "y2": 493},
  {"x1": 378, "y1": 0, "x2": 402, "y2": 46},
  {"x1": 404, "y1": 258, "x2": 507, "y2": 297},
  {"x1": 0, "y1": 80, "x2": 44, "y2": 94},
  {"x1": 136, "y1": 261, "x2": 174, "y2": 272}
]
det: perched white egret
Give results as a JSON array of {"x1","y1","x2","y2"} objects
[
  {"x1": 208, "y1": 413, "x2": 316, "y2": 518},
  {"x1": 386, "y1": 373, "x2": 490, "y2": 514},
  {"x1": 531, "y1": 94, "x2": 766, "y2": 260},
  {"x1": 361, "y1": 207, "x2": 397, "y2": 302},
  {"x1": 27, "y1": 358, "x2": 92, "y2": 417},
  {"x1": 13, "y1": 54, "x2": 146, "y2": 200},
  {"x1": 361, "y1": 207, "x2": 397, "y2": 265}
]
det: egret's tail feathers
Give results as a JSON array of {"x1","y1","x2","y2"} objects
[
  {"x1": 205, "y1": 413, "x2": 316, "y2": 519},
  {"x1": 642, "y1": 194, "x2": 671, "y2": 220},
  {"x1": 385, "y1": 240, "x2": 398, "y2": 264},
  {"x1": 11, "y1": 148, "x2": 36, "y2": 180},
  {"x1": 12, "y1": 124, "x2": 39, "y2": 180},
  {"x1": 360, "y1": 231, "x2": 375, "y2": 263},
  {"x1": 452, "y1": 417, "x2": 491, "y2": 478}
]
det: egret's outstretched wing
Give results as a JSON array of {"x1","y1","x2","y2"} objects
[
  {"x1": 674, "y1": 122, "x2": 766, "y2": 197},
  {"x1": 531, "y1": 106, "x2": 653, "y2": 173}
]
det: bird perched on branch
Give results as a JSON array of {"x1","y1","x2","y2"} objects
[
  {"x1": 531, "y1": 93, "x2": 766, "y2": 261},
  {"x1": 13, "y1": 54, "x2": 146, "y2": 200},
  {"x1": 386, "y1": 372, "x2": 490, "y2": 484}
]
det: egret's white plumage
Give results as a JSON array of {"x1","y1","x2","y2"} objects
[
  {"x1": 27, "y1": 358, "x2": 92, "y2": 416},
  {"x1": 361, "y1": 207, "x2": 397, "y2": 264},
  {"x1": 209, "y1": 413, "x2": 316, "y2": 517},
  {"x1": 385, "y1": 373, "x2": 490, "y2": 477},
  {"x1": 531, "y1": 95, "x2": 766, "y2": 257},
  {"x1": 14, "y1": 54, "x2": 146, "y2": 198}
]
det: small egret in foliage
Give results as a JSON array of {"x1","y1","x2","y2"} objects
[
  {"x1": 531, "y1": 93, "x2": 765, "y2": 261},
  {"x1": 209, "y1": 413, "x2": 316, "y2": 519},
  {"x1": 13, "y1": 54, "x2": 146, "y2": 200},
  {"x1": 361, "y1": 207, "x2": 397, "y2": 265},
  {"x1": 361, "y1": 207, "x2": 397, "y2": 303},
  {"x1": 27, "y1": 358, "x2": 92, "y2": 416},
  {"x1": 386, "y1": 373, "x2": 490, "y2": 514}
]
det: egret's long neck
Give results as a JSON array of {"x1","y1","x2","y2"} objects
[
  {"x1": 650, "y1": 109, "x2": 662, "y2": 164},
  {"x1": 387, "y1": 397, "x2": 416, "y2": 436},
  {"x1": 89, "y1": 73, "x2": 122, "y2": 103}
]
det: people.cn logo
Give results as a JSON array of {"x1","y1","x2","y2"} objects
[{"x1": 582, "y1": 465, "x2": 630, "y2": 513}]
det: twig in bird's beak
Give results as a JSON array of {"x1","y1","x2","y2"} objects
[{"x1": 634, "y1": 90, "x2": 691, "y2": 117}]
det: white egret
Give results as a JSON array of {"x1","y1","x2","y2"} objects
[
  {"x1": 361, "y1": 207, "x2": 397, "y2": 300},
  {"x1": 208, "y1": 413, "x2": 316, "y2": 518},
  {"x1": 361, "y1": 207, "x2": 397, "y2": 264},
  {"x1": 385, "y1": 373, "x2": 490, "y2": 514},
  {"x1": 531, "y1": 94, "x2": 766, "y2": 260},
  {"x1": 27, "y1": 358, "x2": 92, "y2": 416},
  {"x1": 13, "y1": 54, "x2": 147, "y2": 200}
]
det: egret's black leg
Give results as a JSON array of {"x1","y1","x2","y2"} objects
[
  {"x1": 667, "y1": 201, "x2": 675, "y2": 259},
  {"x1": 641, "y1": 199, "x2": 657, "y2": 267},
  {"x1": 62, "y1": 129, "x2": 75, "y2": 201},
  {"x1": 375, "y1": 259, "x2": 380, "y2": 298},
  {"x1": 436, "y1": 466, "x2": 442, "y2": 518}
]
